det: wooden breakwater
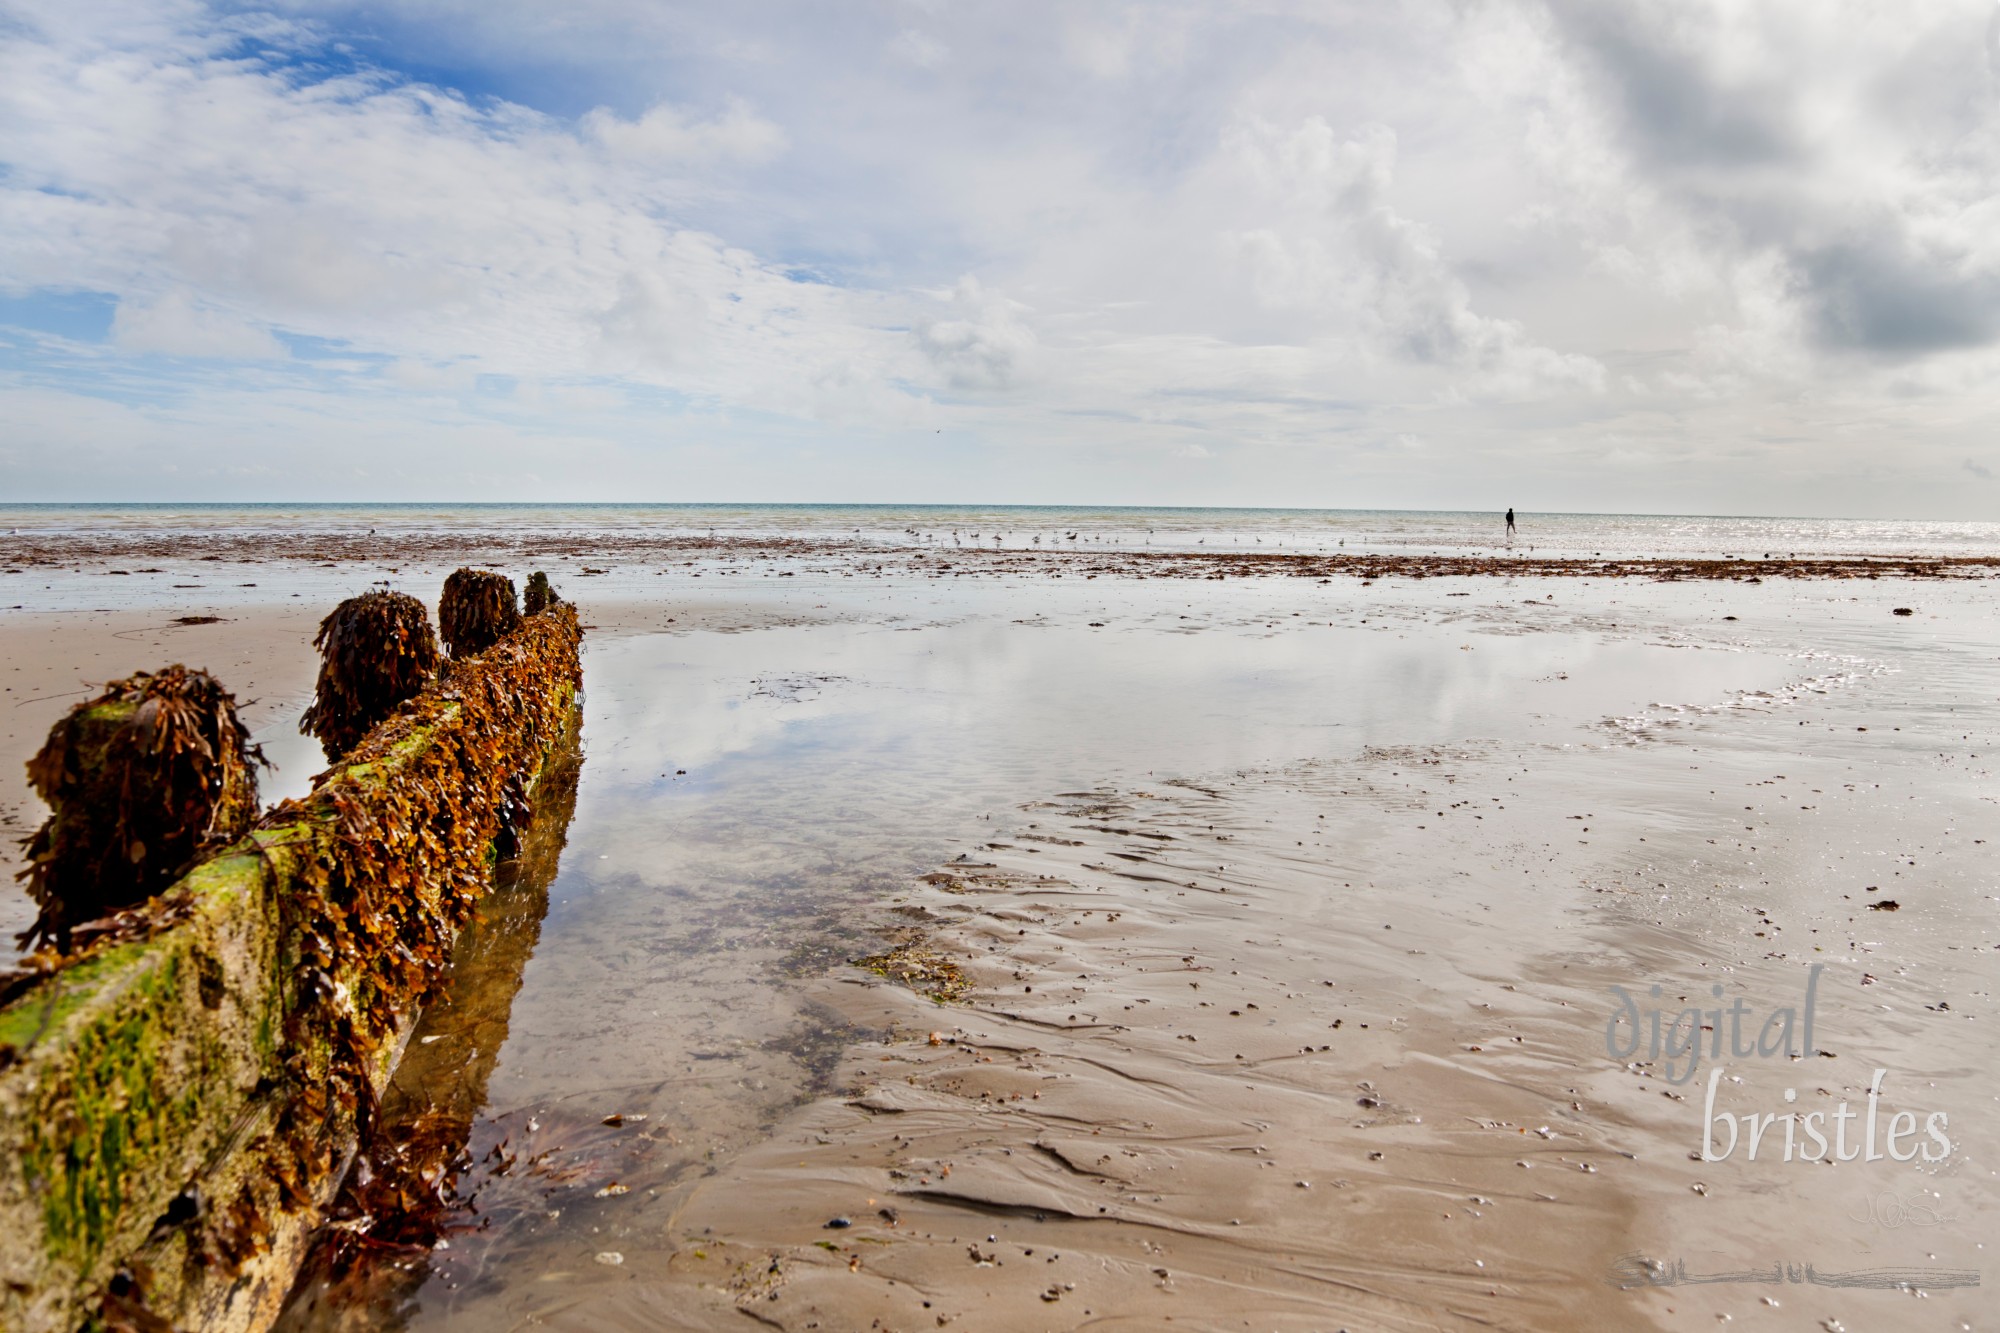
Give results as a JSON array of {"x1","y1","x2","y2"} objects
[{"x1": 0, "y1": 603, "x2": 582, "y2": 1333}]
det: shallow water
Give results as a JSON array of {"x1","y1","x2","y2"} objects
[{"x1": 505, "y1": 579, "x2": 1808, "y2": 1097}]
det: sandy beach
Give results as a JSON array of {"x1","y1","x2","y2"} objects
[{"x1": 3, "y1": 518, "x2": 1993, "y2": 1331}]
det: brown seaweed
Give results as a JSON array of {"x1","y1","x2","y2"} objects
[
  {"x1": 438, "y1": 569, "x2": 520, "y2": 658},
  {"x1": 15, "y1": 666, "x2": 264, "y2": 954},
  {"x1": 298, "y1": 590, "x2": 441, "y2": 761},
  {"x1": 273, "y1": 717, "x2": 583, "y2": 1326},
  {"x1": 8, "y1": 524, "x2": 2000, "y2": 584},
  {"x1": 258, "y1": 607, "x2": 582, "y2": 1269}
]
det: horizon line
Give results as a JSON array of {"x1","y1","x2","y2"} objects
[{"x1": 0, "y1": 500, "x2": 1978, "y2": 525}]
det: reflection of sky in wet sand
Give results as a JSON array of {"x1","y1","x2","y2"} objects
[{"x1": 531, "y1": 584, "x2": 1802, "y2": 1039}]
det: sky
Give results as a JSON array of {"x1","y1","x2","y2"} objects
[{"x1": 3, "y1": 0, "x2": 2000, "y2": 515}]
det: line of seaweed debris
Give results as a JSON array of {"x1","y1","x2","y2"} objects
[{"x1": 5, "y1": 530, "x2": 1997, "y2": 582}]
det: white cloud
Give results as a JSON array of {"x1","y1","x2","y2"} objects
[
  {"x1": 915, "y1": 277, "x2": 1037, "y2": 391},
  {"x1": 594, "y1": 266, "x2": 714, "y2": 372},
  {"x1": 888, "y1": 29, "x2": 949, "y2": 69},
  {"x1": 582, "y1": 98, "x2": 786, "y2": 162},
  {"x1": 0, "y1": 5, "x2": 911, "y2": 426},
  {"x1": 111, "y1": 290, "x2": 288, "y2": 359},
  {"x1": 384, "y1": 358, "x2": 477, "y2": 392},
  {"x1": 1060, "y1": 9, "x2": 1192, "y2": 80},
  {"x1": 1220, "y1": 118, "x2": 1604, "y2": 399}
]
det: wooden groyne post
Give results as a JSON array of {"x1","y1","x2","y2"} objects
[{"x1": 0, "y1": 600, "x2": 581, "y2": 1332}]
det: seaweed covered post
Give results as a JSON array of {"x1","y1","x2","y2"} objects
[
  {"x1": 0, "y1": 605, "x2": 583, "y2": 1333},
  {"x1": 298, "y1": 590, "x2": 441, "y2": 760},
  {"x1": 15, "y1": 666, "x2": 263, "y2": 954},
  {"x1": 523, "y1": 570, "x2": 560, "y2": 616},
  {"x1": 277, "y1": 715, "x2": 583, "y2": 1319},
  {"x1": 439, "y1": 568, "x2": 521, "y2": 657}
]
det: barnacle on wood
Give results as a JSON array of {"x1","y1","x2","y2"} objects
[
  {"x1": 438, "y1": 568, "x2": 521, "y2": 658},
  {"x1": 299, "y1": 590, "x2": 441, "y2": 760},
  {"x1": 16, "y1": 666, "x2": 263, "y2": 954}
]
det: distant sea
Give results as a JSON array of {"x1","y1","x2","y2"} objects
[{"x1": 3, "y1": 503, "x2": 1997, "y2": 560}]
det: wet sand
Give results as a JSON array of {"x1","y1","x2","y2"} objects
[
  {"x1": 515, "y1": 590, "x2": 1995, "y2": 1331},
  {"x1": 3, "y1": 548, "x2": 1994, "y2": 1331}
]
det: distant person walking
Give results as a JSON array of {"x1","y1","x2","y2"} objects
[{"x1": 1505, "y1": 507, "x2": 1517, "y2": 539}]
